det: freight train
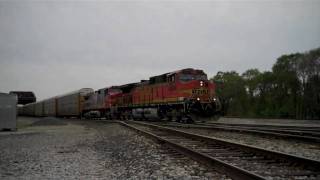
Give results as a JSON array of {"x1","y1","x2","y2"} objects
[{"x1": 19, "y1": 68, "x2": 220, "y2": 123}]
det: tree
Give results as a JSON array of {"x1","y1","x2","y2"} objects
[
  {"x1": 212, "y1": 71, "x2": 247, "y2": 116},
  {"x1": 211, "y1": 46, "x2": 320, "y2": 120},
  {"x1": 272, "y1": 53, "x2": 301, "y2": 118},
  {"x1": 299, "y1": 48, "x2": 320, "y2": 119},
  {"x1": 242, "y1": 69, "x2": 261, "y2": 116}
]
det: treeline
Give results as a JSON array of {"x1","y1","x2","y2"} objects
[{"x1": 211, "y1": 47, "x2": 320, "y2": 120}]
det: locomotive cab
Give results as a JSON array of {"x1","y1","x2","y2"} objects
[
  {"x1": 174, "y1": 69, "x2": 220, "y2": 119},
  {"x1": 175, "y1": 69, "x2": 211, "y2": 101}
]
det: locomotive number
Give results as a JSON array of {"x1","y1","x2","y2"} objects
[{"x1": 192, "y1": 89, "x2": 209, "y2": 95}]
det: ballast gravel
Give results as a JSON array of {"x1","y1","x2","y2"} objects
[{"x1": 0, "y1": 117, "x2": 229, "y2": 179}]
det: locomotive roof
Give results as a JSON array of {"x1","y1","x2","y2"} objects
[
  {"x1": 151, "y1": 68, "x2": 205, "y2": 78},
  {"x1": 149, "y1": 68, "x2": 206, "y2": 84},
  {"x1": 94, "y1": 83, "x2": 139, "y2": 93},
  {"x1": 174, "y1": 68, "x2": 206, "y2": 75}
]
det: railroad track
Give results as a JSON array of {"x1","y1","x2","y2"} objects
[
  {"x1": 204, "y1": 122, "x2": 320, "y2": 131},
  {"x1": 202, "y1": 122, "x2": 320, "y2": 133},
  {"x1": 146, "y1": 121, "x2": 320, "y2": 142},
  {"x1": 119, "y1": 121, "x2": 320, "y2": 180},
  {"x1": 199, "y1": 122, "x2": 320, "y2": 142}
]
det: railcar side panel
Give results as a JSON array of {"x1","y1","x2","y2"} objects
[
  {"x1": 57, "y1": 88, "x2": 94, "y2": 117},
  {"x1": 43, "y1": 98, "x2": 56, "y2": 116},
  {"x1": 34, "y1": 101, "x2": 44, "y2": 117},
  {"x1": 57, "y1": 93, "x2": 80, "y2": 117}
]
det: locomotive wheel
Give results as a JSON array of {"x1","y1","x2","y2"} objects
[
  {"x1": 183, "y1": 116, "x2": 194, "y2": 124},
  {"x1": 189, "y1": 114, "x2": 203, "y2": 122}
]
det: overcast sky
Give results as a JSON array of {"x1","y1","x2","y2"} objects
[{"x1": 1, "y1": 0, "x2": 320, "y2": 100}]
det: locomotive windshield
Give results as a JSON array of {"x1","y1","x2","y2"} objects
[{"x1": 179, "y1": 74, "x2": 207, "y2": 82}]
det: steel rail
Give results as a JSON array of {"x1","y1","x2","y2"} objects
[
  {"x1": 154, "y1": 122, "x2": 320, "y2": 142},
  {"x1": 202, "y1": 124, "x2": 320, "y2": 135},
  {"x1": 203, "y1": 122, "x2": 320, "y2": 131},
  {"x1": 205, "y1": 124, "x2": 320, "y2": 132},
  {"x1": 121, "y1": 121, "x2": 320, "y2": 180}
]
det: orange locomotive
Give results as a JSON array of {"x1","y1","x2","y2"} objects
[{"x1": 83, "y1": 68, "x2": 220, "y2": 122}]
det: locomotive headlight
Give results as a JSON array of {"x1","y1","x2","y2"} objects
[
  {"x1": 213, "y1": 98, "x2": 216, "y2": 101},
  {"x1": 197, "y1": 97, "x2": 200, "y2": 101},
  {"x1": 200, "y1": 81, "x2": 204, "y2": 86}
]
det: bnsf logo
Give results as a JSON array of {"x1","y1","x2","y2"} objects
[{"x1": 192, "y1": 89, "x2": 209, "y2": 95}]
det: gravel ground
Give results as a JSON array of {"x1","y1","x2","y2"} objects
[
  {"x1": 167, "y1": 126, "x2": 320, "y2": 161},
  {"x1": 0, "y1": 117, "x2": 229, "y2": 179}
]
